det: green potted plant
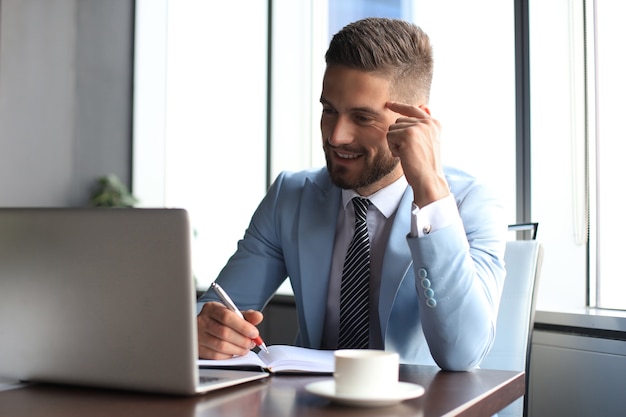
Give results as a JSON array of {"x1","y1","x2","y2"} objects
[{"x1": 89, "y1": 174, "x2": 139, "y2": 207}]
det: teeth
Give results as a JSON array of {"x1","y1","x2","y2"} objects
[{"x1": 337, "y1": 152, "x2": 358, "y2": 159}]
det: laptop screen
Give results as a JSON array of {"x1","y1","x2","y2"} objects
[{"x1": 0, "y1": 208, "x2": 221, "y2": 394}]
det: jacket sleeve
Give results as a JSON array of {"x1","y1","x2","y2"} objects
[{"x1": 407, "y1": 176, "x2": 507, "y2": 371}]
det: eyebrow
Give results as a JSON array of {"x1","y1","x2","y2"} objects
[{"x1": 319, "y1": 96, "x2": 383, "y2": 117}]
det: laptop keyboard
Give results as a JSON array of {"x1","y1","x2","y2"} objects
[{"x1": 199, "y1": 376, "x2": 223, "y2": 385}]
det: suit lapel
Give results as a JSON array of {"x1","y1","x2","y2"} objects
[
  {"x1": 298, "y1": 173, "x2": 341, "y2": 347},
  {"x1": 378, "y1": 187, "x2": 414, "y2": 339}
]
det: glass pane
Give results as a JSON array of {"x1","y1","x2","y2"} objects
[
  {"x1": 411, "y1": 1, "x2": 516, "y2": 224},
  {"x1": 595, "y1": 1, "x2": 626, "y2": 310},
  {"x1": 164, "y1": 1, "x2": 268, "y2": 289},
  {"x1": 323, "y1": 0, "x2": 517, "y2": 224},
  {"x1": 530, "y1": 1, "x2": 588, "y2": 310},
  {"x1": 328, "y1": 0, "x2": 410, "y2": 36},
  {"x1": 270, "y1": 0, "x2": 516, "y2": 296}
]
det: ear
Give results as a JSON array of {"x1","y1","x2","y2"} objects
[{"x1": 418, "y1": 104, "x2": 432, "y2": 116}]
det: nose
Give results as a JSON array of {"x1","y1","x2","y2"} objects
[{"x1": 325, "y1": 115, "x2": 355, "y2": 147}]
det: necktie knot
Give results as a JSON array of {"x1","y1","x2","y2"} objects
[{"x1": 352, "y1": 197, "x2": 370, "y2": 223}]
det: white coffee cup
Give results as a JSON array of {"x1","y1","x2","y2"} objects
[{"x1": 333, "y1": 349, "x2": 399, "y2": 396}]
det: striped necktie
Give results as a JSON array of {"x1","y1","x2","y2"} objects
[{"x1": 338, "y1": 197, "x2": 371, "y2": 349}]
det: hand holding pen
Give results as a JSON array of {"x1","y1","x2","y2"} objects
[{"x1": 210, "y1": 282, "x2": 269, "y2": 353}]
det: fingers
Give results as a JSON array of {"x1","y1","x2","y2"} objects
[
  {"x1": 385, "y1": 102, "x2": 440, "y2": 158},
  {"x1": 197, "y1": 302, "x2": 263, "y2": 359},
  {"x1": 384, "y1": 101, "x2": 449, "y2": 206},
  {"x1": 386, "y1": 101, "x2": 431, "y2": 119},
  {"x1": 242, "y1": 309, "x2": 264, "y2": 327},
  {"x1": 386, "y1": 101, "x2": 438, "y2": 140}
]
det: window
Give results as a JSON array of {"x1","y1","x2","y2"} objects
[
  {"x1": 135, "y1": 0, "x2": 516, "y2": 290},
  {"x1": 590, "y1": 0, "x2": 626, "y2": 310},
  {"x1": 133, "y1": 0, "x2": 268, "y2": 289},
  {"x1": 272, "y1": 0, "x2": 517, "y2": 222},
  {"x1": 529, "y1": 0, "x2": 588, "y2": 310},
  {"x1": 530, "y1": 0, "x2": 626, "y2": 311},
  {"x1": 270, "y1": 0, "x2": 516, "y2": 297},
  {"x1": 135, "y1": 1, "x2": 626, "y2": 313},
  {"x1": 328, "y1": 0, "x2": 412, "y2": 36}
]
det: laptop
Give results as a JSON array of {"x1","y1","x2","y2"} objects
[{"x1": 0, "y1": 208, "x2": 269, "y2": 395}]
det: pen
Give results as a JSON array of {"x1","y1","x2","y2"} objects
[{"x1": 210, "y1": 282, "x2": 269, "y2": 353}]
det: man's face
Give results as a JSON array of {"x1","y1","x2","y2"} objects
[{"x1": 320, "y1": 65, "x2": 403, "y2": 196}]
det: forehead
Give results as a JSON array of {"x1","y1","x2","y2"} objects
[{"x1": 321, "y1": 65, "x2": 391, "y2": 109}]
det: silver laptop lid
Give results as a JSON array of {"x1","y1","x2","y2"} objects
[{"x1": 0, "y1": 208, "x2": 203, "y2": 394}]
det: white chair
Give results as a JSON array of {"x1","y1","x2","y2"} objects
[{"x1": 481, "y1": 224, "x2": 543, "y2": 417}]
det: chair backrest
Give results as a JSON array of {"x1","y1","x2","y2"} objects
[{"x1": 481, "y1": 237, "x2": 543, "y2": 417}]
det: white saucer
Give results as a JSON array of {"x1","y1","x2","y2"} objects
[{"x1": 305, "y1": 380, "x2": 425, "y2": 407}]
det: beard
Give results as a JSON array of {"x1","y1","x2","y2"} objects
[{"x1": 324, "y1": 140, "x2": 400, "y2": 190}]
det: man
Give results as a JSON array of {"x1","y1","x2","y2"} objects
[{"x1": 197, "y1": 18, "x2": 507, "y2": 371}]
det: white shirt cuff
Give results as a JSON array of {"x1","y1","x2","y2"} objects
[{"x1": 410, "y1": 194, "x2": 458, "y2": 237}]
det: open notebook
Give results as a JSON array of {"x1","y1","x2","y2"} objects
[
  {"x1": 199, "y1": 345, "x2": 335, "y2": 374},
  {"x1": 0, "y1": 208, "x2": 269, "y2": 395}
]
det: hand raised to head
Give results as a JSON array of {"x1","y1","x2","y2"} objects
[{"x1": 386, "y1": 101, "x2": 449, "y2": 207}]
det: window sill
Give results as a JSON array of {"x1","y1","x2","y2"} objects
[{"x1": 535, "y1": 308, "x2": 626, "y2": 337}]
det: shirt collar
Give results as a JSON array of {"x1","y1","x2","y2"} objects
[{"x1": 341, "y1": 176, "x2": 408, "y2": 219}]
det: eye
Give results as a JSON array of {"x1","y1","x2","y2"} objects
[
  {"x1": 353, "y1": 113, "x2": 375, "y2": 125},
  {"x1": 321, "y1": 106, "x2": 337, "y2": 116}
]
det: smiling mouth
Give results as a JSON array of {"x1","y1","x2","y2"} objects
[{"x1": 335, "y1": 151, "x2": 361, "y2": 159}]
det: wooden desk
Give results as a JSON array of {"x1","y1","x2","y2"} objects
[{"x1": 0, "y1": 365, "x2": 524, "y2": 417}]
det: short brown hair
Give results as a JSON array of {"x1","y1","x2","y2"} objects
[{"x1": 325, "y1": 18, "x2": 433, "y2": 104}]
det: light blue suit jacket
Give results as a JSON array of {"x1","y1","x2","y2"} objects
[{"x1": 198, "y1": 166, "x2": 507, "y2": 371}]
